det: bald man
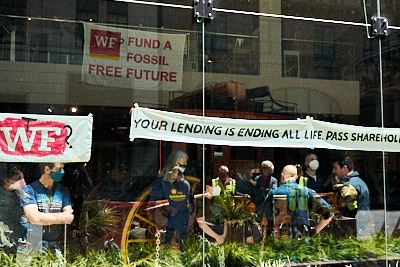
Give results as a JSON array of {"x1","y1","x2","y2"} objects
[{"x1": 267, "y1": 165, "x2": 332, "y2": 239}]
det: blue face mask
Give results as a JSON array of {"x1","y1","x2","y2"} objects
[
  {"x1": 50, "y1": 170, "x2": 65, "y2": 182},
  {"x1": 177, "y1": 163, "x2": 186, "y2": 173}
]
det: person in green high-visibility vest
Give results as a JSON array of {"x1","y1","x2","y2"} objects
[{"x1": 196, "y1": 165, "x2": 251, "y2": 244}]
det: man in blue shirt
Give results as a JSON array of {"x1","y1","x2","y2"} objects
[{"x1": 20, "y1": 162, "x2": 73, "y2": 254}]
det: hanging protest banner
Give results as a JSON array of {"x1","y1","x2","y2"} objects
[
  {"x1": 81, "y1": 23, "x2": 186, "y2": 90},
  {"x1": 129, "y1": 103, "x2": 400, "y2": 152},
  {"x1": 0, "y1": 113, "x2": 93, "y2": 162}
]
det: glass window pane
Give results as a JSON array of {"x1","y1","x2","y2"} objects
[{"x1": 0, "y1": 0, "x2": 400, "y2": 265}]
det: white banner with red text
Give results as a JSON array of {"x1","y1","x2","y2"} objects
[
  {"x1": 81, "y1": 23, "x2": 186, "y2": 90},
  {"x1": 0, "y1": 113, "x2": 93, "y2": 162},
  {"x1": 129, "y1": 104, "x2": 400, "y2": 152}
]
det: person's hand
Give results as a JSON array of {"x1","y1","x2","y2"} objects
[
  {"x1": 333, "y1": 184, "x2": 343, "y2": 191},
  {"x1": 60, "y1": 210, "x2": 74, "y2": 224},
  {"x1": 205, "y1": 185, "x2": 214, "y2": 199},
  {"x1": 206, "y1": 185, "x2": 212, "y2": 193}
]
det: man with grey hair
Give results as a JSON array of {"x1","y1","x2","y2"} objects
[
  {"x1": 253, "y1": 160, "x2": 278, "y2": 194},
  {"x1": 252, "y1": 160, "x2": 278, "y2": 230}
]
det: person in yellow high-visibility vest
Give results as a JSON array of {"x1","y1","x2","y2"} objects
[
  {"x1": 296, "y1": 163, "x2": 309, "y2": 191},
  {"x1": 196, "y1": 165, "x2": 251, "y2": 244}
]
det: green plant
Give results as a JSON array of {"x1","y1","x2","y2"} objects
[
  {"x1": 126, "y1": 244, "x2": 185, "y2": 266},
  {"x1": 181, "y1": 239, "x2": 222, "y2": 266},
  {"x1": 1, "y1": 233, "x2": 400, "y2": 266},
  {"x1": 259, "y1": 259, "x2": 287, "y2": 267},
  {"x1": 87, "y1": 200, "x2": 119, "y2": 233},
  {"x1": 0, "y1": 251, "x2": 15, "y2": 267},
  {"x1": 214, "y1": 195, "x2": 258, "y2": 223},
  {"x1": 223, "y1": 242, "x2": 258, "y2": 266},
  {"x1": 180, "y1": 239, "x2": 211, "y2": 266}
]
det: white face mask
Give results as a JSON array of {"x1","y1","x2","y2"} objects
[{"x1": 309, "y1": 159, "x2": 319, "y2": 171}]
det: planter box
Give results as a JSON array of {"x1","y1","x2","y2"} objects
[{"x1": 290, "y1": 257, "x2": 400, "y2": 267}]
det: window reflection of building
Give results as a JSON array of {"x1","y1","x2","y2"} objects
[
  {"x1": 283, "y1": 50, "x2": 300, "y2": 77},
  {"x1": 282, "y1": 21, "x2": 356, "y2": 81}
]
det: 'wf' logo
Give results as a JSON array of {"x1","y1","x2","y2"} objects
[
  {"x1": 0, "y1": 118, "x2": 69, "y2": 157},
  {"x1": 89, "y1": 29, "x2": 122, "y2": 61}
]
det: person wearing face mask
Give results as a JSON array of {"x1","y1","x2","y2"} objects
[
  {"x1": 149, "y1": 151, "x2": 193, "y2": 248},
  {"x1": 19, "y1": 162, "x2": 73, "y2": 256},
  {"x1": 0, "y1": 167, "x2": 27, "y2": 250},
  {"x1": 299, "y1": 153, "x2": 327, "y2": 193},
  {"x1": 163, "y1": 165, "x2": 193, "y2": 246}
]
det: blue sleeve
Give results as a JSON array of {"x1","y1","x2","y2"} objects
[
  {"x1": 20, "y1": 185, "x2": 36, "y2": 207},
  {"x1": 313, "y1": 191, "x2": 332, "y2": 210}
]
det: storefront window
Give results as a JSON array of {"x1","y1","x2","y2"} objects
[{"x1": 0, "y1": 0, "x2": 400, "y2": 266}]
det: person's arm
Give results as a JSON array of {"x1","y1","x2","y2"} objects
[
  {"x1": 204, "y1": 185, "x2": 214, "y2": 199},
  {"x1": 312, "y1": 192, "x2": 334, "y2": 219},
  {"x1": 23, "y1": 204, "x2": 74, "y2": 225},
  {"x1": 235, "y1": 190, "x2": 250, "y2": 198},
  {"x1": 272, "y1": 177, "x2": 278, "y2": 189},
  {"x1": 265, "y1": 191, "x2": 274, "y2": 223},
  {"x1": 149, "y1": 178, "x2": 163, "y2": 202}
]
